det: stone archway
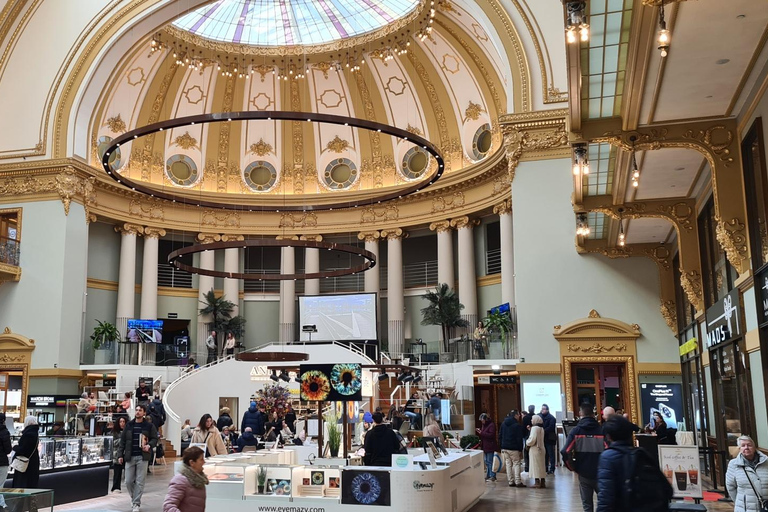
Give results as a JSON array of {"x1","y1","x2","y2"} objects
[
  {"x1": 0, "y1": 327, "x2": 35, "y2": 420},
  {"x1": 553, "y1": 310, "x2": 641, "y2": 422}
]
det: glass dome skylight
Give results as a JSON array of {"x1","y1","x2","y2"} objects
[{"x1": 172, "y1": 0, "x2": 421, "y2": 47}]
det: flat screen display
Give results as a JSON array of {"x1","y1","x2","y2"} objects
[
  {"x1": 298, "y1": 293, "x2": 377, "y2": 341},
  {"x1": 299, "y1": 364, "x2": 363, "y2": 402},
  {"x1": 126, "y1": 319, "x2": 163, "y2": 343}
]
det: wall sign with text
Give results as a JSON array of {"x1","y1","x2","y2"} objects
[{"x1": 705, "y1": 288, "x2": 743, "y2": 349}]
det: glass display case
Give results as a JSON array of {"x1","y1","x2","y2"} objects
[
  {"x1": 292, "y1": 466, "x2": 341, "y2": 500},
  {"x1": 54, "y1": 438, "x2": 81, "y2": 468},
  {"x1": 81, "y1": 436, "x2": 112, "y2": 465},
  {"x1": 8, "y1": 436, "x2": 113, "y2": 473},
  {"x1": 38, "y1": 437, "x2": 55, "y2": 471}
]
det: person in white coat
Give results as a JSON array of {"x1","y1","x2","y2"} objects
[
  {"x1": 726, "y1": 435, "x2": 768, "y2": 512},
  {"x1": 526, "y1": 414, "x2": 547, "y2": 488}
]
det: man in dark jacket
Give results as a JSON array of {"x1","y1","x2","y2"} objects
[
  {"x1": 562, "y1": 404, "x2": 607, "y2": 512},
  {"x1": 363, "y1": 412, "x2": 401, "y2": 466},
  {"x1": 217, "y1": 407, "x2": 234, "y2": 431},
  {"x1": 0, "y1": 412, "x2": 12, "y2": 485},
  {"x1": 499, "y1": 410, "x2": 526, "y2": 487},
  {"x1": 236, "y1": 427, "x2": 259, "y2": 452},
  {"x1": 522, "y1": 405, "x2": 535, "y2": 472},
  {"x1": 540, "y1": 404, "x2": 557, "y2": 474},
  {"x1": 596, "y1": 415, "x2": 637, "y2": 512},
  {"x1": 135, "y1": 381, "x2": 150, "y2": 407},
  {"x1": 241, "y1": 402, "x2": 265, "y2": 435},
  {"x1": 118, "y1": 404, "x2": 158, "y2": 512}
]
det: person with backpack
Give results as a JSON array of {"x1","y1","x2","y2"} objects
[
  {"x1": 597, "y1": 414, "x2": 672, "y2": 512},
  {"x1": 499, "y1": 410, "x2": 526, "y2": 487},
  {"x1": 725, "y1": 435, "x2": 768, "y2": 512},
  {"x1": 562, "y1": 404, "x2": 607, "y2": 512}
]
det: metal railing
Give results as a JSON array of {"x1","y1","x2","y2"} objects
[
  {"x1": 158, "y1": 263, "x2": 193, "y2": 288},
  {"x1": 486, "y1": 248, "x2": 501, "y2": 275},
  {"x1": 380, "y1": 260, "x2": 438, "y2": 290},
  {"x1": 0, "y1": 237, "x2": 20, "y2": 266},
  {"x1": 243, "y1": 269, "x2": 281, "y2": 293}
]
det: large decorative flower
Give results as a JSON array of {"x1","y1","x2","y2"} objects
[
  {"x1": 301, "y1": 370, "x2": 331, "y2": 401},
  {"x1": 331, "y1": 364, "x2": 362, "y2": 396},
  {"x1": 312, "y1": 471, "x2": 324, "y2": 485},
  {"x1": 350, "y1": 472, "x2": 381, "y2": 504}
]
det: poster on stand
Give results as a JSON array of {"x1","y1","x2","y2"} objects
[
  {"x1": 640, "y1": 383, "x2": 683, "y2": 429},
  {"x1": 659, "y1": 445, "x2": 702, "y2": 499},
  {"x1": 299, "y1": 364, "x2": 363, "y2": 402},
  {"x1": 341, "y1": 470, "x2": 391, "y2": 506}
]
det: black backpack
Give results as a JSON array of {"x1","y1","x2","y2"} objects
[{"x1": 620, "y1": 446, "x2": 673, "y2": 512}]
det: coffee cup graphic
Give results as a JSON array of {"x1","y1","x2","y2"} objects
[
  {"x1": 688, "y1": 466, "x2": 698, "y2": 486},
  {"x1": 663, "y1": 465, "x2": 674, "y2": 485},
  {"x1": 675, "y1": 466, "x2": 687, "y2": 491}
]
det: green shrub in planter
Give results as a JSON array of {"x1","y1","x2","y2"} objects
[{"x1": 460, "y1": 434, "x2": 480, "y2": 449}]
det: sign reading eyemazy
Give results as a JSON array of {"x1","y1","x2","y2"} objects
[{"x1": 705, "y1": 289, "x2": 743, "y2": 350}]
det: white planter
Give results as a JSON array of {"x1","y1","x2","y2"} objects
[
  {"x1": 94, "y1": 348, "x2": 109, "y2": 365},
  {"x1": 488, "y1": 343, "x2": 504, "y2": 360}
]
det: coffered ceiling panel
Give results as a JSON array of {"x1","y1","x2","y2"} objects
[
  {"x1": 625, "y1": 217, "x2": 672, "y2": 244},
  {"x1": 632, "y1": 148, "x2": 705, "y2": 200}
]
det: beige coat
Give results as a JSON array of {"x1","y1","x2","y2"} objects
[
  {"x1": 526, "y1": 425, "x2": 546, "y2": 480},
  {"x1": 191, "y1": 426, "x2": 227, "y2": 456}
]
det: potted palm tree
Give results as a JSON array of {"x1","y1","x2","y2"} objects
[
  {"x1": 420, "y1": 283, "x2": 469, "y2": 361},
  {"x1": 198, "y1": 289, "x2": 247, "y2": 353},
  {"x1": 91, "y1": 320, "x2": 119, "y2": 364},
  {"x1": 483, "y1": 311, "x2": 515, "y2": 359}
]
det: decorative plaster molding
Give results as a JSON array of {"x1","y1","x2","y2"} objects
[
  {"x1": 196, "y1": 233, "x2": 222, "y2": 244},
  {"x1": 114, "y1": 223, "x2": 143, "y2": 236},
  {"x1": 566, "y1": 343, "x2": 628, "y2": 353},
  {"x1": 429, "y1": 220, "x2": 452, "y2": 233},
  {"x1": 380, "y1": 228, "x2": 407, "y2": 241},
  {"x1": 142, "y1": 227, "x2": 166, "y2": 239},
  {"x1": 357, "y1": 231, "x2": 381, "y2": 243},
  {"x1": 493, "y1": 199, "x2": 512, "y2": 216}
]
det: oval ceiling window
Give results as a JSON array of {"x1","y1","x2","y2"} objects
[
  {"x1": 97, "y1": 136, "x2": 123, "y2": 170},
  {"x1": 472, "y1": 123, "x2": 492, "y2": 160},
  {"x1": 165, "y1": 154, "x2": 199, "y2": 187},
  {"x1": 323, "y1": 158, "x2": 358, "y2": 190},
  {"x1": 401, "y1": 147, "x2": 430, "y2": 180},
  {"x1": 243, "y1": 160, "x2": 278, "y2": 192}
]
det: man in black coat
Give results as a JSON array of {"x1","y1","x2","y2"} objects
[
  {"x1": 522, "y1": 404, "x2": 535, "y2": 471},
  {"x1": 561, "y1": 404, "x2": 607, "y2": 512},
  {"x1": 499, "y1": 410, "x2": 526, "y2": 487},
  {"x1": 0, "y1": 412, "x2": 11, "y2": 485},
  {"x1": 118, "y1": 405, "x2": 158, "y2": 512},
  {"x1": 540, "y1": 404, "x2": 557, "y2": 474},
  {"x1": 363, "y1": 412, "x2": 401, "y2": 467}
]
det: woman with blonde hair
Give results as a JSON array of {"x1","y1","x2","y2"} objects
[
  {"x1": 422, "y1": 413, "x2": 443, "y2": 439},
  {"x1": 526, "y1": 414, "x2": 547, "y2": 488}
]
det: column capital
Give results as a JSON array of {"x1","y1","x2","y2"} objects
[
  {"x1": 276, "y1": 235, "x2": 300, "y2": 241},
  {"x1": 300, "y1": 234, "x2": 324, "y2": 242},
  {"x1": 429, "y1": 220, "x2": 452, "y2": 233},
  {"x1": 221, "y1": 234, "x2": 245, "y2": 242},
  {"x1": 450, "y1": 216, "x2": 480, "y2": 230},
  {"x1": 143, "y1": 227, "x2": 167, "y2": 239},
  {"x1": 493, "y1": 199, "x2": 512, "y2": 216},
  {"x1": 115, "y1": 223, "x2": 144, "y2": 236},
  {"x1": 196, "y1": 232, "x2": 222, "y2": 244},
  {"x1": 86, "y1": 213, "x2": 98, "y2": 224},
  {"x1": 357, "y1": 231, "x2": 380, "y2": 242},
  {"x1": 380, "y1": 228, "x2": 408, "y2": 241}
]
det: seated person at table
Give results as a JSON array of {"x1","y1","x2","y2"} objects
[{"x1": 236, "y1": 427, "x2": 259, "y2": 452}]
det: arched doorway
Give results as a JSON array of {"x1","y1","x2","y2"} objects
[{"x1": 0, "y1": 327, "x2": 35, "y2": 421}]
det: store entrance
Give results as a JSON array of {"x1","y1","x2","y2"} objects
[{"x1": 571, "y1": 364, "x2": 627, "y2": 417}]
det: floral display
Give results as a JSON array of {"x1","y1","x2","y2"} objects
[{"x1": 253, "y1": 382, "x2": 291, "y2": 414}]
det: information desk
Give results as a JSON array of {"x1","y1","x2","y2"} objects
[{"x1": 201, "y1": 449, "x2": 484, "y2": 512}]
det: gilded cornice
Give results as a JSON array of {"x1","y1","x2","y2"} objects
[
  {"x1": 499, "y1": 109, "x2": 569, "y2": 181},
  {"x1": 299, "y1": 234, "x2": 323, "y2": 242},
  {"x1": 357, "y1": 231, "x2": 380, "y2": 243},
  {"x1": 275, "y1": 235, "x2": 300, "y2": 241},
  {"x1": 450, "y1": 216, "x2": 479, "y2": 230},
  {"x1": 115, "y1": 222, "x2": 143, "y2": 236},
  {"x1": 196, "y1": 233, "x2": 221, "y2": 244},
  {"x1": 143, "y1": 226, "x2": 166, "y2": 239},
  {"x1": 220, "y1": 234, "x2": 245, "y2": 242},
  {"x1": 380, "y1": 228, "x2": 407, "y2": 241},
  {"x1": 429, "y1": 220, "x2": 452, "y2": 233}
]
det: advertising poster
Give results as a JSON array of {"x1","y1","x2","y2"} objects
[
  {"x1": 659, "y1": 445, "x2": 702, "y2": 499},
  {"x1": 341, "y1": 470, "x2": 391, "y2": 506},
  {"x1": 299, "y1": 364, "x2": 363, "y2": 402},
  {"x1": 640, "y1": 383, "x2": 683, "y2": 429},
  {"x1": 521, "y1": 382, "x2": 563, "y2": 415}
]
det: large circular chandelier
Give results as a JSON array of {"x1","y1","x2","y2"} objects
[{"x1": 101, "y1": 111, "x2": 444, "y2": 212}]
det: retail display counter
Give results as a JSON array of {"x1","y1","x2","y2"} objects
[
  {"x1": 201, "y1": 449, "x2": 484, "y2": 512},
  {"x1": 2, "y1": 436, "x2": 112, "y2": 505}
]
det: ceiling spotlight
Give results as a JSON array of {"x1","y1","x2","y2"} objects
[
  {"x1": 397, "y1": 372, "x2": 407, "y2": 382},
  {"x1": 576, "y1": 212, "x2": 590, "y2": 237},
  {"x1": 270, "y1": 370, "x2": 279, "y2": 382},
  {"x1": 657, "y1": 3, "x2": 670, "y2": 57},
  {"x1": 572, "y1": 143, "x2": 589, "y2": 175},
  {"x1": 413, "y1": 374, "x2": 423, "y2": 384},
  {"x1": 294, "y1": 376, "x2": 302, "y2": 383},
  {"x1": 402, "y1": 373, "x2": 414, "y2": 383},
  {"x1": 378, "y1": 373, "x2": 390, "y2": 382},
  {"x1": 565, "y1": 1, "x2": 589, "y2": 44},
  {"x1": 279, "y1": 370, "x2": 291, "y2": 382}
]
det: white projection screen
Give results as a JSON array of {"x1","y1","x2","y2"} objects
[{"x1": 298, "y1": 293, "x2": 378, "y2": 341}]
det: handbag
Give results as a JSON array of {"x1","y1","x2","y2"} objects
[
  {"x1": 742, "y1": 466, "x2": 768, "y2": 512},
  {"x1": 11, "y1": 446, "x2": 36, "y2": 473}
]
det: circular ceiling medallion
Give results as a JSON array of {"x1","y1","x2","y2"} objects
[
  {"x1": 243, "y1": 160, "x2": 278, "y2": 192},
  {"x1": 101, "y1": 111, "x2": 444, "y2": 211},
  {"x1": 168, "y1": 238, "x2": 376, "y2": 281},
  {"x1": 401, "y1": 147, "x2": 430, "y2": 180},
  {"x1": 323, "y1": 158, "x2": 358, "y2": 189},
  {"x1": 472, "y1": 123, "x2": 492, "y2": 160},
  {"x1": 97, "y1": 136, "x2": 122, "y2": 169},
  {"x1": 237, "y1": 351, "x2": 310, "y2": 362},
  {"x1": 165, "y1": 154, "x2": 199, "y2": 186}
]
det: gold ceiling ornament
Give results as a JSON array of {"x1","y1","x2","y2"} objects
[
  {"x1": 326, "y1": 135, "x2": 351, "y2": 154},
  {"x1": 312, "y1": 61, "x2": 334, "y2": 79},
  {"x1": 357, "y1": 231, "x2": 381, "y2": 243},
  {"x1": 715, "y1": 217, "x2": 749, "y2": 275},
  {"x1": 142, "y1": 227, "x2": 167, "y2": 239},
  {"x1": 643, "y1": 244, "x2": 672, "y2": 271},
  {"x1": 252, "y1": 64, "x2": 274, "y2": 82},
  {"x1": 432, "y1": 192, "x2": 466, "y2": 213},
  {"x1": 56, "y1": 169, "x2": 96, "y2": 218},
  {"x1": 279, "y1": 212, "x2": 318, "y2": 229},
  {"x1": 680, "y1": 269, "x2": 704, "y2": 310},
  {"x1": 128, "y1": 199, "x2": 164, "y2": 221},
  {"x1": 104, "y1": 114, "x2": 127, "y2": 133},
  {"x1": 493, "y1": 199, "x2": 512, "y2": 216},
  {"x1": 429, "y1": 220, "x2": 452, "y2": 233},
  {"x1": 173, "y1": 131, "x2": 200, "y2": 151},
  {"x1": 465, "y1": 101, "x2": 486, "y2": 121},
  {"x1": 641, "y1": 0, "x2": 689, "y2": 5},
  {"x1": 566, "y1": 343, "x2": 628, "y2": 353},
  {"x1": 406, "y1": 124, "x2": 424, "y2": 137},
  {"x1": 500, "y1": 110, "x2": 569, "y2": 182},
  {"x1": 202, "y1": 210, "x2": 240, "y2": 228},
  {"x1": 250, "y1": 139, "x2": 273, "y2": 157},
  {"x1": 588, "y1": 309, "x2": 601, "y2": 318},
  {"x1": 216, "y1": 75, "x2": 236, "y2": 194},
  {"x1": 361, "y1": 205, "x2": 399, "y2": 224},
  {"x1": 659, "y1": 300, "x2": 677, "y2": 334}
]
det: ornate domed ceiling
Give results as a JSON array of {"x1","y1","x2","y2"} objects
[{"x1": 90, "y1": 0, "x2": 507, "y2": 209}]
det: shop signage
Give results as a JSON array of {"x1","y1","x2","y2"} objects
[
  {"x1": 705, "y1": 289, "x2": 742, "y2": 349},
  {"x1": 391, "y1": 453, "x2": 415, "y2": 470},
  {"x1": 27, "y1": 395, "x2": 80, "y2": 407},
  {"x1": 490, "y1": 376, "x2": 517, "y2": 385},
  {"x1": 679, "y1": 338, "x2": 698, "y2": 357},
  {"x1": 761, "y1": 275, "x2": 768, "y2": 320},
  {"x1": 640, "y1": 383, "x2": 683, "y2": 429},
  {"x1": 658, "y1": 445, "x2": 702, "y2": 499},
  {"x1": 412, "y1": 480, "x2": 435, "y2": 491},
  {"x1": 167, "y1": 313, "x2": 178, "y2": 319},
  {"x1": 477, "y1": 376, "x2": 490, "y2": 384}
]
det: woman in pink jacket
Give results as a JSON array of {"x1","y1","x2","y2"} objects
[{"x1": 163, "y1": 446, "x2": 208, "y2": 512}]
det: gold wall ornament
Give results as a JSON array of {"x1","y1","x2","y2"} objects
[
  {"x1": 450, "y1": 215, "x2": 479, "y2": 230},
  {"x1": 660, "y1": 300, "x2": 677, "y2": 334},
  {"x1": 492, "y1": 199, "x2": 512, "y2": 216},
  {"x1": 252, "y1": 64, "x2": 273, "y2": 82},
  {"x1": 299, "y1": 234, "x2": 323, "y2": 242},
  {"x1": 465, "y1": 101, "x2": 486, "y2": 121},
  {"x1": 406, "y1": 124, "x2": 423, "y2": 137},
  {"x1": 0, "y1": 353, "x2": 25, "y2": 362},
  {"x1": 643, "y1": 245, "x2": 672, "y2": 271},
  {"x1": 278, "y1": 212, "x2": 318, "y2": 229},
  {"x1": 325, "y1": 135, "x2": 351, "y2": 154},
  {"x1": 588, "y1": 309, "x2": 601, "y2": 318},
  {"x1": 566, "y1": 343, "x2": 628, "y2": 353},
  {"x1": 357, "y1": 231, "x2": 381, "y2": 243},
  {"x1": 361, "y1": 205, "x2": 399, "y2": 224},
  {"x1": 406, "y1": 51, "x2": 450, "y2": 164},
  {"x1": 105, "y1": 114, "x2": 126, "y2": 133},
  {"x1": 680, "y1": 269, "x2": 704, "y2": 311},
  {"x1": 500, "y1": 110, "x2": 569, "y2": 182},
  {"x1": 114, "y1": 223, "x2": 144, "y2": 236},
  {"x1": 0, "y1": 174, "x2": 57, "y2": 196},
  {"x1": 140, "y1": 63, "x2": 179, "y2": 182},
  {"x1": 55, "y1": 169, "x2": 96, "y2": 218},
  {"x1": 220, "y1": 234, "x2": 245, "y2": 242},
  {"x1": 432, "y1": 192, "x2": 466, "y2": 213},
  {"x1": 128, "y1": 199, "x2": 164, "y2": 221},
  {"x1": 380, "y1": 227, "x2": 407, "y2": 240},
  {"x1": 142, "y1": 227, "x2": 166, "y2": 239},
  {"x1": 715, "y1": 217, "x2": 749, "y2": 275},
  {"x1": 250, "y1": 139, "x2": 273, "y2": 157},
  {"x1": 312, "y1": 61, "x2": 334, "y2": 79},
  {"x1": 202, "y1": 210, "x2": 240, "y2": 228},
  {"x1": 492, "y1": 174, "x2": 511, "y2": 195},
  {"x1": 216, "y1": 75, "x2": 236, "y2": 194},
  {"x1": 173, "y1": 131, "x2": 199, "y2": 151},
  {"x1": 351, "y1": 71, "x2": 384, "y2": 186},
  {"x1": 429, "y1": 220, "x2": 452, "y2": 233}
]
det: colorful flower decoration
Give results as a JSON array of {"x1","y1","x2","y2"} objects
[
  {"x1": 331, "y1": 364, "x2": 362, "y2": 396},
  {"x1": 253, "y1": 382, "x2": 291, "y2": 415},
  {"x1": 312, "y1": 471, "x2": 324, "y2": 485},
  {"x1": 301, "y1": 370, "x2": 331, "y2": 401},
  {"x1": 350, "y1": 472, "x2": 381, "y2": 504}
]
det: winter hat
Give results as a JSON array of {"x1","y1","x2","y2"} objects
[{"x1": 363, "y1": 412, "x2": 373, "y2": 423}]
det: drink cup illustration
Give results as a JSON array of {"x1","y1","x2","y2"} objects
[
  {"x1": 688, "y1": 466, "x2": 698, "y2": 486},
  {"x1": 675, "y1": 466, "x2": 687, "y2": 491}
]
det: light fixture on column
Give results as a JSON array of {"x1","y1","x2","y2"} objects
[
  {"x1": 618, "y1": 220, "x2": 626, "y2": 247},
  {"x1": 378, "y1": 372, "x2": 390, "y2": 382},
  {"x1": 629, "y1": 136, "x2": 640, "y2": 188},
  {"x1": 657, "y1": 2, "x2": 671, "y2": 57},
  {"x1": 576, "y1": 213, "x2": 590, "y2": 237},
  {"x1": 572, "y1": 144, "x2": 589, "y2": 176},
  {"x1": 564, "y1": 1, "x2": 589, "y2": 44},
  {"x1": 413, "y1": 373, "x2": 423, "y2": 384}
]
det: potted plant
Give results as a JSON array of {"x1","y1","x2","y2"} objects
[
  {"x1": 325, "y1": 412, "x2": 341, "y2": 458},
  {"x1": 420, "y1": 283, "x2": 469, "y2": 361},
  {"x1": 483, "y1": 310, "x2": 515, "y2": 359},
  {"x1": 257, "y1": 466, "x2": 267, "y2": 494},
  {"x1": 91, "y1": 320, "x2": 119, "y2": 364},
  {"x1": 198, "y1": 289, "x2": 247, "y2": 344}
]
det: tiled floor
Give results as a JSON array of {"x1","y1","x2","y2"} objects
[{"x1": 53, "y1": 462, "x2": 735, "y2": 512}]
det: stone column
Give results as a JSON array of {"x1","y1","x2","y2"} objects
[
  {"x1": 452, "y1": 216, "x2": 479, "y2": 332},
  {"x1": 301, "y1": 235, "x2": 323, "y2": 296},
  {"x1": 140, "y1": 227, "x2": 165, "y2": 366},
  {"x1": 197, "y1": 233, "x2": 220, "y2": 363},
  {"x1": 494, "y1": 199, "x2": 514, "y2": 308},
  {"x1": 222, "y1": 235, "x2": 244, "y2": 317},
  {"x1": 115, "y1": 223, "x2": 143, "y2": 364},
  {"x1": 381, "y1": 228, "x2": 406, "y2": 359},
  {"x1": 359, "y1": 231, "x2": 381, "y2": 340},
  {"x1": 279, "y1": 236, "x2": 297, "y2": 343},
  {"x1": 429, "y1": 221, "x2": 454, "y2": 289}
]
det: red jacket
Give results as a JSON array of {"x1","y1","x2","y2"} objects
[
  {"x1": 163, "y1": 473, "x2": 206, "y2": 512},
  {"x1": 479, "y1": 421, "x2": 498, "y2": 453}
]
